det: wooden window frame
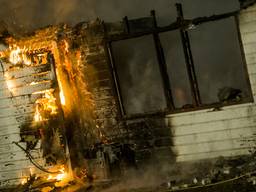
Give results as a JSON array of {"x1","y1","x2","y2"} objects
[{"x1": 104, "y1": 5, "x2": 253, "y2": 120}]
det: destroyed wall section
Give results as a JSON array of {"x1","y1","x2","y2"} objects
[
  {"x1": 0, "y1": 26, "x2": 74, "y2": 188},
  {"x1": 166, "y1": 4, "x2": 256, "y2": 162},
  {"x1": 0, "y1": 52, "x2": 64, "y2": 187},
  {"x1": 72, "y1": 21, "x2": 123, "y2": 141}
]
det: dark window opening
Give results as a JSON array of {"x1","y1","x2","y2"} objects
[
  {"x1": 108, "y1": 15, "x2": 253, "y2": 117},
  {"x1": 159, "y1": 30, "x2": 193, "y2": 109},
  {"x1": 189, "y1": 17, "x2": 251, "y2": 104},
  {"x1": 111, "y1": 35, "x2": 167, "y2": 115}
]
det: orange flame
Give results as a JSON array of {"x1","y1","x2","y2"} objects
[
  {"x1": 34, "y1": 104, "x2": 43, "y2": 122},
  {"x1": 55, "y1": 71, "x2": 66, "y2": 106},
  {"x1": 58, "y1": 80, "x2": 66, "y2": 106},
  {"x1": 9, "y1": 45, "x2": 31, "y2": 65},
  {"x1": 21, "y1": 178, "x2": 28, "y2": 185},
  {"x1": 33, "y1": 90, "x2": 58, "y2": 122},
  {"x1": 47, "y1": 166, "x2": 67, "y2": 181},
  {"x1": 64, "y1": 40, "x2": 69, "y2": 53}
]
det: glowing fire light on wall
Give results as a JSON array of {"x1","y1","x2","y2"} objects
[
  {"x1": 33, "y1": 90, "x2": 58, "y2": 122},
  {"x1": 21, "y1": 178, "x2": 28, "y2": 185},
  {"x1": 34, "y1": 104, "x2": 43, "y2": 122},
  {"x1": 9, "y1": 45, "x2": 31, "y2": 65},
  {"x1": 58, "y1": 81, "x2": 66, "y2": 106},
  {"x1": 64, "y1": 40, "x2": 69, "y2": 53},
  {"x1": 55, "y1": 70, "x2": 66, "y2": 106},
  {"x1": 4, "y1": 73, "x2": 16, "y2": 94},
  {"x1": 47, "y1": 166, "x2": 67, "y2": 181}
]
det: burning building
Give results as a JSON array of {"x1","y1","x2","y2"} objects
[{"x1": 0, "y1": 0, "x2": 256, "y2": 191}]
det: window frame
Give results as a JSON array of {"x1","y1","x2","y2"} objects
[{"x1": 104, "y1": 12, "x2": 253, "y2": 120}]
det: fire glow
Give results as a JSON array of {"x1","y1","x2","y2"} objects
[
  {"x1": 47, "y1": 166, "x2": 67, "y2": 182},
  {"x1": 55, "y1": 71, "x2": 66, "y2": 106},
  {"x1": 5, "y1": 76, "x2": 15, "y2": 92},
  {"x1": 34, "y1": 105, "x2": 43, "y2": 122},
  {"x1": 33, "y1": 90, "x2": 58, "y2": 122},
  {"x1": 9, "y1": 45, "x2": 31, "y2": 65},
  {"x1": 58, "y1": 80, "x2": 66, "y2": 106}
]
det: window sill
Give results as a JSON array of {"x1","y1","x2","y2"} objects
[{"x1": 122, "y1": 98, "x2": 254, "y2": 120}]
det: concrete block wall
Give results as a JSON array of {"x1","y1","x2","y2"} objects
[{"x1": 167, "y1": 4, "x2": 256, "y2": 162}]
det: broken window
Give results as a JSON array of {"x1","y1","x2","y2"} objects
[
  {"x1": 108, "y1": 15, "x2": 252, "y2": 117},
  {"x1": 189, "y1": 17, "x2": 251, "y2": 104},
  {"x1": 111, "y1": 35, "x2": 167, "y2": 115},
  {"x1": 159, "y1": 30, "x2": 193, "y2": 108}
]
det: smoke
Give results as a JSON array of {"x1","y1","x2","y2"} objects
[
  {"x1": 0, "y1": 0, "x2": 245, "y2": 111},
  {"x1": 112, "y1": 35, "x2": 167, "y2": 114},
  {"x1": 0, "y1": 0, "x2": 239, "y2": 35}
]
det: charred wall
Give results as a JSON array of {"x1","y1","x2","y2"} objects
[
  {"x1": 57, "y1": 20, "x2": 175, "y2": 179},
  {"x1": 0, "y1": 15, "x2": 193, "y2": 183}
]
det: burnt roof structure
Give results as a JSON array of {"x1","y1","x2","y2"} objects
[{"x1": 240, "y1": 0, "x2": 256, "y2": 9}]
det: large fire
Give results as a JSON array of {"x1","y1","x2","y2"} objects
[
  {"x1": 4, "y1": 73, "x2": 15, "y2": 92},
  {"x1": 0, "y1": 44, "x2": 66, "y2": 122},
  {"x1": 0, "y1": 37, "x2": 77, "y2": 190}
]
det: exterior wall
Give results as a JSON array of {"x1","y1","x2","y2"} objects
[
  {"x1": 0, "y1": 28, "x2": 68, "y2": 188},
  {"x1": 52, "y1": 22, "x2": 124, "y2": 179},
  {"x1": 77, "y1": 22, "x2": 122, "y2": 141},
  {"x1": 167, "y1": 4, "x2": 256, "y2": 162},
  {"x1": 0, "y1": 61, "x2": 55, "y2": 187}
]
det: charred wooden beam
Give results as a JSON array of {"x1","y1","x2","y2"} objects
[
  {"x1": 105, "y1": 10, "x2": 239, "y2": 42},
  {"x1": 151, "y1": 10, "x2": 175, "y2": 110},
  {"x1": 176, "y1": 3, "x2": 201, "y2": 106}
]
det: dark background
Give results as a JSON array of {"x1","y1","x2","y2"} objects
[{"x1": 0, "y1": 0, "x2": 239, "y2": 34}]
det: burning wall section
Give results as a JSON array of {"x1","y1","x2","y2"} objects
[
  {"x1": 0, "y1": 17, "x2": 177, "y2": 188},
  {"x1": 0, "y1": 20, "x2": 126, "y2": 187},
  {"x1": 0, "y1": 27, "x2": 72, "y2": 188}
]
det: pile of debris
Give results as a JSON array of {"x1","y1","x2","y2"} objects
[{"x1": 163, "y1": 155, "x2": 256, "y2": 192}]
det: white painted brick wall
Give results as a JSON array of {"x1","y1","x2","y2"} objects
[{"x1": 166, "y1": 4, "x2": 256, "y2": 162}]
